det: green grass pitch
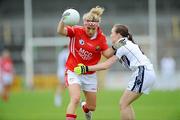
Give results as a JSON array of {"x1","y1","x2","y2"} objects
[{"x1": 0, "y1": 89, "x2": 180, "y2": 120}]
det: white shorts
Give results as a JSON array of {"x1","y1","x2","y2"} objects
[
  {"x1": 65, "y1": 70, "x2": 97, "y2": 92},
  {"x1": 127, "y1": 65, "x2": 156, "y2": 94},
  {"x1": 2, "y1": 74, "x2": 13, "y2": 85}
]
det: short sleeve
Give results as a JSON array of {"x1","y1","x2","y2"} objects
[
  {"x1": 101, "y1": 36, "x2": 109, "y2": 51},
  {"x1": 66, "y1": 26, "x2": 75, "y2": 38}
]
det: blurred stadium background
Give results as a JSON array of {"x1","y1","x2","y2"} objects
[{"x1": 0, "y1": 0, "x2": 180, "y2": 120}]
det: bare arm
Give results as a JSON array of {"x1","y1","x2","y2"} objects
[
  {"x1": 57, "y1": 18, "x2": 68, "y2": 36},
  {"x1": 102, "y1": 47, "x2": 115, "y2": 58},
  {"x1": 88, "y1": 55, "x2": 118, "y2": 71}
]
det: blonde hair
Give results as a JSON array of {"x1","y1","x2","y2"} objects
[{"x1": 83, "y1": 6, "x2": 104, "y2": 22}]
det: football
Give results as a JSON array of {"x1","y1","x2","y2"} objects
[{"x1": 62, "y1": 8, "x2": 80, "y2": 26}]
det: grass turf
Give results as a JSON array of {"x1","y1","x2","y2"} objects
[{"x1": 0, "y1": 89, "x2": 180, "y2": 120}]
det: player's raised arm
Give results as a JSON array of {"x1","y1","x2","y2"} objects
[
  {"x1": 57, "y1": 9, "x2": 80, "y2": 36},
  {"x1": 57, "y1": 18, "x2": 67, "y2": 36}
]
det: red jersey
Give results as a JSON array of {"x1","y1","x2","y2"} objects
[
  {"x1": 0, "y1": 57, "x2": 13, "y2": 84},
  {"x1": 66, "y1": 26, "x2": 108, "y2": 74},
  {"x1": 1, "y1": 57, "x2": 14, "y2": 74}
]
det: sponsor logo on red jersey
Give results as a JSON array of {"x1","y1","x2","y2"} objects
[{"x1": 78, "y1": 48, "x2": 92, "y2": 60}]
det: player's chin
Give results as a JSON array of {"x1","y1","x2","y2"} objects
[
  {"x1": 112, "y1": 41, "x2": 116, "y2": 44},
  {"x1": 88, "y1": 34, "x2": 93, "y2": 37}
]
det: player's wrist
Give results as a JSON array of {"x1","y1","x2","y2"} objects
[
  {"x1": 112, "y1": 45, "x2": 117, "y2": 50},
  {"x1": 85, "y1": 66, "x2": 89, "y2": 72}
]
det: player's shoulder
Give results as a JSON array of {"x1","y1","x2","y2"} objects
[
  {"x1": 100, "y1": 32, "x2": 106, "y2": 38},
  {"x1": 125, "y1": 40, "x2": 135, "y2": 47},
  {"x1": 97, "y1": 28, "x2": 106, "y2": 40},
  {"x1": 100, "y1": 29, "x2": 107, "y2": 39},
  {"x1": 98, "y1": 28, "x2": 105, "y2": 35}
]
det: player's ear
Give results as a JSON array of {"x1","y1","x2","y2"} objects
[{"x1": 115, "y1": 33, "x2": 121, "y2": 42}]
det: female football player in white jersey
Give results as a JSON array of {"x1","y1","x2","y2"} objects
[{"x1": 74, "y1": 24, "x2": 156, "y2": 120}]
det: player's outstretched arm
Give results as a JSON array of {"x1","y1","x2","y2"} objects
[
  {"x1": 74, "y1": 56, "x2": 118, "y2": 75},
  {"x1": 88, "y1": 55, "x2": 118, "y2": 71},
  {"x1": 102, "y1": 48, "x2": 116, "y2": 59}
]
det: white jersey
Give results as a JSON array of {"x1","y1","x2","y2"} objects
[
  {"x1": 115, "y1": 38, "x2": 156, "y2": 94},
  {"x1": 115, "y1": 38, "x2": 152, "y2": 71},
  {"x1": 57, "y1": 48, "x2": 69, "y2": 80}
]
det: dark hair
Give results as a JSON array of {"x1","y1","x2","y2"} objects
[
  {"x1": 113, "y1": 24, "x2": 135, "y2": 44},
  {"x1": 114, "y1": 24, "x2": 145, "y2": 54}
]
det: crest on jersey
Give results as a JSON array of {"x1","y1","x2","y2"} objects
[
  {"x1": 95, "y1": 45, "x2": 100, "y2": 51},
  {"x1": 79, "y1": 39, "x2": 85, "y2": 45}
]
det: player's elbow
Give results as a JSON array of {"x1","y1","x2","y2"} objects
[{"x1": 57, "y1": 28, "x2": 67, "y2": 36}]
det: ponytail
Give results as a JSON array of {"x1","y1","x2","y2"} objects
[
  {"x1": 114, "y1": 24, "x2": 136, "y2": 44},
  {"x1": 127, "y1": 33, "x2": 135, "y2": 44},
  {"x1": 83, "y1": 6, "x2": 104, "y2": 22},
  {"x1": 128, "y1": 33, "x2": 144, "y2": 54}
]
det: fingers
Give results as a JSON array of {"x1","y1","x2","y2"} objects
[
  {"x1": 62, "y1": 11, "x2": 70, "y2": 22},
  {"x1": 78, "y1": 63, "x2": 85, "y2": 66},
  {"x1": 62, "y1": 12, "x2": 70, "y2": 18},
  {"x1": 74, "y1": 63, "x2": 88, "y2": 75},
  {"x1": 113, "y1": 38, "x2": 126, "y2": 50},
  {"x1": 74, "y1": 67, "x2": 81, "y2": 75}
]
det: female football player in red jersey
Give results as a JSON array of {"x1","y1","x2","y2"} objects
[
  {"x1": 57, "y1": 6, "x2": 115, "y2": 120},
  {"x1": 74, "y1": 24, "x2": 156, "y2": 120},
  {"x1": 0, "y1": 49, "x2": 14, "y2": 102}
]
